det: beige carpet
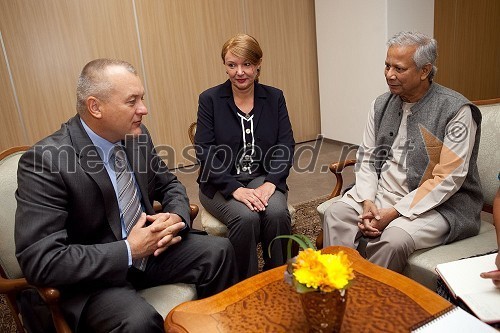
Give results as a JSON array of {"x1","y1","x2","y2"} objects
[{"x1": 0, "y1": 196, "x2": 328, "y2": 332}]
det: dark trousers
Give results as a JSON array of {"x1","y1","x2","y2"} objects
[
  {"x1": 200, "y1": 176, "x2": 292, "y2": 280},
  {"x1": 77, "y1": 232, "x2": 237, "y2": 333}
]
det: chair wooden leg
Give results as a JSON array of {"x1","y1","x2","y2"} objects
[
  {"x1": 48, "y1": 305, "x2": 72, "y2": 333},
  {"x1": 38, "y1": 288, "x2": 72, "y2": 333}
]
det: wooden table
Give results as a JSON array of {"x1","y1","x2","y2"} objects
[{"x1": 165, "y1": 246, "x2": 452, "y2": 332}]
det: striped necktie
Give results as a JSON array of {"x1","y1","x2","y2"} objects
[{"x1": 113, "y1": 145, "x2": 147, "y2": 271}]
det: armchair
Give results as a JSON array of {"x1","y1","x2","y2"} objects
[
  {"x1": 315, "y1": 159, "x2": 356, "y2": 249},
  {"x1": 316, "y1": 98, "x2": 500, "y2": 290},
  {"x1": 0, "y1": 146, "x2": 196, "y2": 333}
]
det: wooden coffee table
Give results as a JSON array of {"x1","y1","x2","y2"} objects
[{"x1": 165, "y1": 246, "x2": 451, "y2": 332}]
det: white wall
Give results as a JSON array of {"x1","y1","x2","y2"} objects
[
  {"x1": 316, "y1": 0, "x2": 434, "y2": 145},
  {"x1": 387, "y1": 0, "x2": 434, "y2": 38}
]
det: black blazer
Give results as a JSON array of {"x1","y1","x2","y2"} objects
[
  {"x1": 15, "y1": 115, "x2": 190, "y2": 327},
  {"x1": 195, "y1": 80, "x2": 295, "y2": 199}
]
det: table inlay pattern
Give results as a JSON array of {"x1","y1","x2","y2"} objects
[{"x1": 211, "y1": 273, "x2": 433, "y2": 332}]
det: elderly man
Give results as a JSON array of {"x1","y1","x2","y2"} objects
[
  {"x1": 15, "y1": 59, "x2": 237, "y2": 332},
  {"x1": 323, "y1": 31, "x2": 482, "y2": 273}
]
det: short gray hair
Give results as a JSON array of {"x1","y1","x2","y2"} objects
[
  {"x1": 387, "y1": 31, "x2": 438, "y2": 81},
  {"x1": 76, "y1": 59, "x2": 137, "y2": 114}
]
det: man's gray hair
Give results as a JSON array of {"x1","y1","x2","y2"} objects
[
  {"x1": 76, "y1": 59, "x2": 137, "y2": 115},
  {"x1": 387, "y1": 31, "x2": 438, "y2": 81}
]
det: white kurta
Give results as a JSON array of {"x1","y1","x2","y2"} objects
[{"x1": 338, "y1": 101, "x2": 477, "y2": 249}]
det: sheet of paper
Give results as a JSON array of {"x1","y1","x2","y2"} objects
[
  {"x1": 435, "y1": 253, "x2": 497, "y2": 297},
  {"x1": 461, "y1": 291, "x2": 500, "y2": 323},
  {"x1": 412, "y1": 307, "x2": 497, "y2": 332},
  {"x1": 435, "y1": 253, "x2": 500, "y2": 323}
]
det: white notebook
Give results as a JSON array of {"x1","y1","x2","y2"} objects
[
  {"x1": 411, "y1": 307, "x2": 497, "y2": 332},
  {"x1": 435, "y1": 253, "x2": 500, "y2": 323}
]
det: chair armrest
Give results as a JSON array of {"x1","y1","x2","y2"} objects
[
  {"x1": 328, "y1": 159, "x2": 356, "y2": 198},
  {"x1": 37, "y1": 287, "x2": 72, "y2": 333},
  {"x1": 153, "y1": 200, "x2": 162, "y2": 213},
  {"x1": 0, "y1": 276, "x2": 71, "y2": 333},
  {"x1": 37, "y1": 286, "x2": 62, "y2": 305},
  {"x1": 189, "y1": 204, "x2": 199, "y2": 222},
  {"x1": 317, "y1": 159, "x2": 357, "y2": 249},
  {"x1": 188, "y1": 122, "x2": 197, "y2": 145},
  {"x1": 0, "y1": 275, "x2": 29, "y2": 294},
  {"x1": 153, "y1": 201, "x2": 199, "y2": 228}
]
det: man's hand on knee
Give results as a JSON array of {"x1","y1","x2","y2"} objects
[
  {"x1": 358, "y1": 205, "x2": 400, "y2": 237},
  {"x1": 368, "y1": 207, "x2": 399, "y2": 232},
  {"x1": 128, "y1": 213, "x2": 185, "y2": 259},
  {"x1": 361, "y1": 200, "x2": 380, "y2": 220},
  {"x1": 148, "y1": 213, "x2": 185, "y2": 255}
]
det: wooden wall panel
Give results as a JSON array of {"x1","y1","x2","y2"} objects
[
  {"x1": 0, "y1": 0, "x2": 321, "y2": 166},
  {"x1": 245, "y1": 0, "x2": 321, "y2": 143},
  {"x1": 434, "y1": 0, "x2": 500, "y2": 100},
  {"x1": 0, "y1": 36, "x2": 26, "y2": 151},
  {"x1": 135, "y1": 0, "x2": 244, "y2": 167},
  {"x1": 0, "y1": 0, "x2": 142, "y2": 144}
]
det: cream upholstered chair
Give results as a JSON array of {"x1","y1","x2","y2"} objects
[
  {"x1": 188, "y1": 122, "x2": 296, "y2": 236},
  {"x1": 0, "y1": 146, "x2": 71, "y2": 333},
  {"x1": 0, "y1": 146, "x2": 196, "y2": 333},
  {"x1": 316, "y1": 98, "x2": 500, "y2": 290}
]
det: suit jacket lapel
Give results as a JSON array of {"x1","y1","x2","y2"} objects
[
  {"x1": 252, "y1": 82, "x2": 266, "y2": 129},
  {"x1": 220, "y1": 80, "x2": 240, "y2": 121},
  {"x1": 69, "y1": 116, "x2": 123, "y2": 240}
]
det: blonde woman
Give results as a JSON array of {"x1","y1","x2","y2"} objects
[{"x1": 195, "y1": 34, "x2": 295, "y2": 280}]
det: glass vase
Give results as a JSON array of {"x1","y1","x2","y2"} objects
[{"x1": 299, "y1": 289, "x2": 347, "y2": 333}]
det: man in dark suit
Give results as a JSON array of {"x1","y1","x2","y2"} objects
[{"x1": 15, "y1": 58, "x2": 237, "y2": 332}]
